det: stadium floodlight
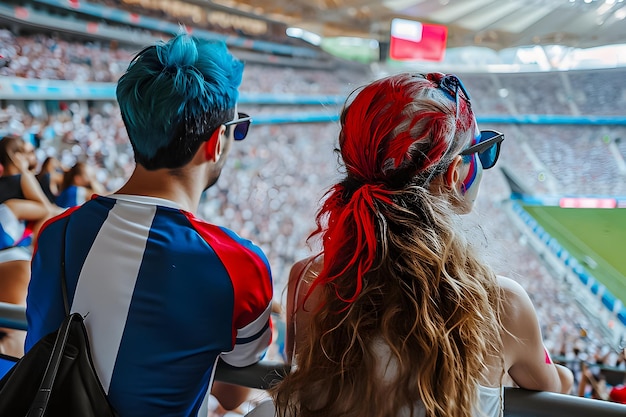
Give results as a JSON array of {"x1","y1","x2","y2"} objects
[{"x1": 286, "y1": 27, "x2": 322, "y2": 46}]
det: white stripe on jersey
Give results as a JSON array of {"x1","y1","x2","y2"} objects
[
  {"x1": 220, "y1": 302, "x2": 273, "y2": 367},
  {"x1": 71, "y1": 199, "x2": 156, "y2": 392},
  {"x1": 237, "y1": 301, "x2": 273, "y2": 340}
]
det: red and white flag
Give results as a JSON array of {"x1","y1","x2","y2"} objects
[{"x1": 389, "y1": 18, "x2": 448, "y2": 62}]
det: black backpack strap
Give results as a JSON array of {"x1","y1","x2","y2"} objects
[
  {"x1": 27, "y1": 314, "x2": 76, "y2": 417},
  {"x1": 27, "y1": 216, "x2": 74, "y2": 417}
]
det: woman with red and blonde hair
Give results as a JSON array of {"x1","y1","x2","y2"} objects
[{"x1": 271, "y1": 73, "x2": 572, "y2": 417}]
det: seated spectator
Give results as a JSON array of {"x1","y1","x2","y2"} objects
[
  {"x1": 21, "y1": 140, "x2": 38, "y2": 173},
  {"x1": 0, "y1": 135, "x2": 61, "y2": 357},
  {"x1": 55, "y1": 161, "x2": 105, "y2": 208},
  {"x1": 25, "y1": 32, "x2": 273, "y2": 416},
  {"x1": 36, "y1": 156, "x2": 64, "y2": 203},
  {"x1": 0, "y1": 201, "x2": 34, "y2": 357},
  {"x1": 578, "y1": 345, "x2": 626, "y2": 401},
  {"x1": 273, "y1": 73, "x2": 573, "y2": 417},
  {"x1": 578, "y1": 361, "x2": 610, "y2": 400},
  {"x1": 0, "y1": 135, "x2": 61, "y2": 237}
]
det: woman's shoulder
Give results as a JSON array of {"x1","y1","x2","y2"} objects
[
  {"x1": 495, "y1": 275, "x2": 537, "y2": 320},
  {"x1": 495, "y1": 275, "x2": 543, "y2": 347},
  {"x1": 495, "y1": 275, "x2": 528, "y2": 298},
  {"x1": 289, "y1": 254, "x2": 323, "y2": 287},
  {"x1": 288, "y1": 255, "x2": 324, "y2": 310}
]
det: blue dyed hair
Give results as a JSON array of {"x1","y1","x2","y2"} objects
[{"x1": 116, "y1": 33, "x2": 244, "y2": 169}]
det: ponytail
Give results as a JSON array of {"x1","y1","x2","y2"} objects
[{"x1": 309, "y1": 181, "x2": 393, "y2": 308}]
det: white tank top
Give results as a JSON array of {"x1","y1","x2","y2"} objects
[
  {"x1": 243, "y1": 385, "x2": 503, "y2": 417},
  {"x1": 372, "y1": 338, "x2": 504, "y2": 417}
]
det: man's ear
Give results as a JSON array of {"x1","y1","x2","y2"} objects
[
  {"x1": 445, "y1": 155, "x2": 463, "y2": 189},
  {"x1": 205, "y1": 125, "x2": 225, "y2": 162}
]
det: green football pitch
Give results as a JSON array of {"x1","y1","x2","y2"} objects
[{"x1": 523, "y1": 206, "x2": 626, "y2": 305}]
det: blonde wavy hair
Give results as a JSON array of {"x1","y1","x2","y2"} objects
[{"x1": 272, "y1": 73, "x2": 504, "y2": 417}]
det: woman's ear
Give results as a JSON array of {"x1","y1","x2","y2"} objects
[
  {"x1": 445, "y1": 155, "x2": 463, "y2": 189},
  {"x1": 204, "y1": 125, "x2": 226, "y2": 162}
]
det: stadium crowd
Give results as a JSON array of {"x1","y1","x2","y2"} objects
[
  {"x1": 0, "y1": 29, "x2": 134, "y2": 82},
  {"x1": 1, "y1": 25, "x2": 626, "y2": 413}
]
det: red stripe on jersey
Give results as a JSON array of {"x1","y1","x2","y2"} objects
[
  {"x1": 32, "y1": 205, "x2": 81, "y2": 253},
  {"x1": 184, "y1": 212, "x2": 273, "y2": 343}
]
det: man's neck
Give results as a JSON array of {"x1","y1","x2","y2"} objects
[{"x1": 115, "y1": 165, "x2": 204, "y2": 213}]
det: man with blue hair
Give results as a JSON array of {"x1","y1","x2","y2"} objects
[{"x1": 25, "y1": 33, "x2": 273, "y2": 416}]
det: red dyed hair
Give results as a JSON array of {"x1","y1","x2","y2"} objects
[
  {"x1": 309, "y1": 72, "x2": 476, "y2": 309},
  {"x1": 275, "y1": 73, "x2": 503, "y2": 417}
]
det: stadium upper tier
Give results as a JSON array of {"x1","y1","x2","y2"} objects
[
  {"x1": 1, "y1": 29, "x2": 626, "y2": 112},
  {"x1": 0, "y1": 0, "x2": 336, "y2": 68}
]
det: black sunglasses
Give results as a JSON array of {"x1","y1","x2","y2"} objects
[
  {"x1": 223, "y1": 112, "x2": 252, "y2": 141},
  {"x1": 458, "y1": 130, "x2": 504, "y2": 170},
  {"x1": 438, "y1": 74, "x2": 471, "y2": 118}
]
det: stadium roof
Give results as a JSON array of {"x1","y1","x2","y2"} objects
[{"x1": 202, "y1": 0, "x2": 626, "y2": 50}]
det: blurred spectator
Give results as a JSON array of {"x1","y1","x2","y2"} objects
[
  {"x1": 36, "y1": 156, "x2": 64, "y2": 202},
  {"x1": 55, "y1": 161, "x2": 105, "y2": 208},
  {"x1": 0, "y1": 135, "x2": 62, "y2": 357}
]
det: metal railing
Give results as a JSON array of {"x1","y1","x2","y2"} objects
[
  {"x1": 0, "y1": 301, "x2": 27, "y2": 331},
  {"x1": 213, "y1": 360, "x2": 626, "y2": 416}
]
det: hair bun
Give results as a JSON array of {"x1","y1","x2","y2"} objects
[{"x1": 157, "y1": 34, "x2": 198, "y2": 72}]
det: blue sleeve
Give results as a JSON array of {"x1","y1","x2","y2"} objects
[
  {"x1": 55, "y1": 186, "x2": 78, "y2": 209},
  {"x1": 25, "y1": 217, "x2": 69, "y2": 351}
]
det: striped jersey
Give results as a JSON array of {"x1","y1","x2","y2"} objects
[{"x1": 26, "y1": 194, "x2": 274, "y2": 417}]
